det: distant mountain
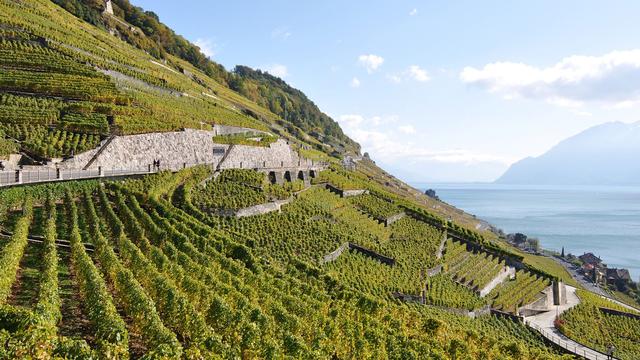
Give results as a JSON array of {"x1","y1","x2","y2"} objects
[{"x1": 496, "y1": 121, "x2": 640, "y2": 185}]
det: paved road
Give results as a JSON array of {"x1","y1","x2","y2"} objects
[
  {"x1": 551, "y1": 256, "x2": 608, "y2": 296},
  {"x1": 551, "y1": 256, "x2": 640, "y2": 313},
  {"x1": 524, "y1": 285, "x2": 616, "y2": 360}
]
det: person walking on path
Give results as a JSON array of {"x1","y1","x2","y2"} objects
[{"x1": 606, "y1": 344, "x2": 616, "y2": 360}]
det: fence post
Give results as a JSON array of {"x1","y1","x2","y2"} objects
[
  {"x1": 148, "y1": 164, "x2": 152, "y2": 173},
  {"x1": 16, "y1": 170, "x2": 22, "y2": 184},
  {"x1": 99, "y1": 166, "x2": 104, "y2": 177},
  {"x1": 183, "y1": 162, "x2": 186, "y2": 169},
  {"x1": 57, "y1": 168, "x2": 63, "y2": 180}
]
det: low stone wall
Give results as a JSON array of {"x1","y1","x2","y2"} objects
[
  {"x1": 343, "y1": 189, "x2": 369, "y2": 198},
  {"x1": 479, "y1": 266, "x2": 516, "y2": 297},
  {"x1": 326, "y1": 183, "x2": 369, "y2": 198},
  {"x1": 384, "y1": 212, "x2": 406, "y2": 227},
  {"x1": 426, "y1": 265, "x2": 443, "y2": 277},
  {"x1": 435, "y1": 232, "x2": 447, "y2": 260},
  {"x1": 321, "y1": 243, "x2": 350, "y2": 264},
  {"x1": 392, "y1": 293, "x2": 491, "y2": 318},
  {"x1": 392, "y1": 292, "x2": 423, "y2": 303},
  {"x1": 519, "y1": 285, "x2": 554, "y2": 316},
  {"x1": 236, "y1": 198, "x2": 292, "y2": 218},
  {"x1": 205, "y1": 198, "x2": 293, "y2": 218}
]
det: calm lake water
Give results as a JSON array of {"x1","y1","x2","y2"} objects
[{"x1": 428, "y1": 183, "x2": 640, "y2": 281}]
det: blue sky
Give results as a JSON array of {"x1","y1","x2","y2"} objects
[{"x1": 135, "y1": 0, "x2": 640, "y2": 183}]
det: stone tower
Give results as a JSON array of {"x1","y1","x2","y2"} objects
[{"x1": 103, "y1": 0, "x2": 114, "y2": 15}]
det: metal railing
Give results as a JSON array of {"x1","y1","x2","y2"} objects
[{"x1": 525, "y1": 320, "x2": 616, "y2": 360}]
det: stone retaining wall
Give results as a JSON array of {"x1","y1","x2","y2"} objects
[
  {"x1": 435, "y1": 232, "x2": 447, "y2": 260},
  {"x1": 326, "y1": 183, "x2": 369, "y2": 198},
  {"x1": 392, "y1": 293, "x2": 491, "y2": 318},
  {"x1": 321, "y1": 243, "x2": 350, "y2": 264},
  {"x1": 218, "y1": 139, "x2": 304, "y2": 170},
  {"x1": 426, "y1": 265, "x2": 443, "y2": 277},
  {"x1": 60, "y1": 129, "x2": 221, "y2": 170},
  {"x1": 236, "y1": 198, "x2": 292, "y2": 217},
  {"x1": 58, "y1": 128, "x2": 304, "y2": 172},
  {"x1": 479, "y1": 266, "x2": 516, "y2": 297},
  {"x1": 384, "y1": 212, "x2": 406, "y2": 226}
]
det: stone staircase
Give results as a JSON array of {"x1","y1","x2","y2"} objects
[
  {"x1": 83, "y1": 135, "x2": 116, "y2": 170},
  {"x1": 215, "y1": 144, "x2": 235, "y2": 171}
]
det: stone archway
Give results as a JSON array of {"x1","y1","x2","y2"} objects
[
  {"x1": 284, "y1": 170, "x2": 293, "y2": 182},
  {"x1": 268, "y1": 171, "x2": 277, "y2": 184}
]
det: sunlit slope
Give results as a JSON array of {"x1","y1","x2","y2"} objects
[{"x1": 0, "y1": 0, "x2": 335, "y2": 159}]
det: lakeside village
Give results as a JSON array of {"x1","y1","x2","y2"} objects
[
  {"x1": 424, "y1": 188, "x2": 639, "y2": 304},
  {"x1": 506, "y1": 233, "x2": 638, "y2": 298}
]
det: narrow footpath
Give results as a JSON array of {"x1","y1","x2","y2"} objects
[{"x1": 524, "y1": 285, "x2": 617, "y2": 360}]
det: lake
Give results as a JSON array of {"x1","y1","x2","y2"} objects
[{"x1": 426, "y1": 183, "x2": 640, "y2": 281}]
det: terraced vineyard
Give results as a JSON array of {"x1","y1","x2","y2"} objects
[
  {"x1": 488, "y1": 272, "x2": 551, "y2": 313},
  {"x1": 349, "y1": 193, "x2": 402, "y2": 220},
  {"x1": 0, "y1": 1, "x2": 633, "y2": 359},
  {"x1": 0, "y1": 168, "x2": 562, "y2": 358},
  {"x1": 443, "y1": 239, "x2": 506, "y2": 291},
  {"x1": 558, "y1": 290, "x2": 640, "y2": 360},
  {"x1": 191, "y1": 169, "x2": 304, "y2": 212},
  {"x1": 0, "y1": 0, "x2": 360, "y2": 164}
]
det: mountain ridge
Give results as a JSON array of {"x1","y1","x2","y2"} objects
[{"x1": 496, "y1": 120, "x2": 640, "y2": 185}]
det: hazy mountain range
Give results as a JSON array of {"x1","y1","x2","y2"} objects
[{"x1": 496, "y1": 121, "x2": 640, "y2": 185}]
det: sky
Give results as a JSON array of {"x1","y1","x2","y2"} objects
[{"x1": 134, "y1": 0, "x2": 640, "y2": 183}]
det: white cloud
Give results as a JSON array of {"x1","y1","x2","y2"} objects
[
  {"x1": 271, "y1": 27, "x2": 291, "y2": 40},
  {"x1": 337, "y1": 114, "x2": 513, "y2": 166},
  {"x1": 398, "y1": 125, "x2": 416, "y2": 134},
  {"x1": 350, "y1": 77, "x2": 361, "y2": 88},
  {"x1": 194, "y1": 38, "x2": 215, "y2": 58},
  {"x1": 388, "y1": 65, "x2": 431, "y2": 83},
  {"x1": 572, "y1": 110, "x2": 593, "y2": 117},
  {"x1": 358, "y1": 54, "x2": 385, "y2": 73},
  {"x1": 386, "y1": 74, "x2": 402, "y2": 83},
  {"x1": 408, "y1": 65, "x2": 431, "y2": 82},
  {"x1": 409, "y1": 8, "x2": 418, "y2": 16},
  {"x1": 461, "y1": 49, "x2": 640, "y2": 107},
  {"x1": 264, "y1": 64, "x2": 289, "y2": 78}
]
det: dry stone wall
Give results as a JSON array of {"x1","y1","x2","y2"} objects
[
  {"x1": 58, "y1": 128, "x2": 305, "y2": 172},
  {"x1": 60, "y1": 129, "x2": 221, "y2": 170},
  {"x1": 219, "y1": 139, "x2": 307, "y2": 169}
]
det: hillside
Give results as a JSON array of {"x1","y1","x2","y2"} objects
[
  {"x1": 497, "y1": 121, "x2": 640, "y2": 185},
  {"x1": 1, "y1": 1, "x2": 639, "y2": 359},
  {"x1": 48, "y1": 0, "x2": 357, "y2": 154}
]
